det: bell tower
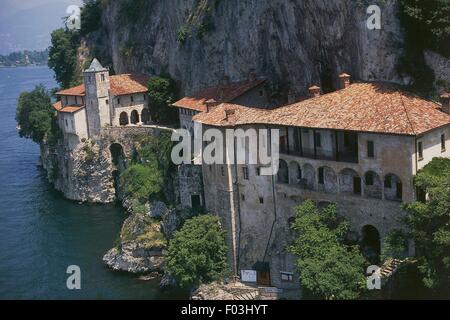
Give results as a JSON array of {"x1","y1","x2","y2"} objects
[{"x1": 83, "y1": 58, "x2": 111, "y2": 137}]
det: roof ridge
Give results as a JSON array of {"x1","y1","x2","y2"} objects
[{"x1": 398, "y1": 91, "x2": 417, "y2": 135}]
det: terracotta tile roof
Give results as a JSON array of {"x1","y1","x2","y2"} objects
[
  {"x1": 55, "y1": 74, "x2": 149, "y2": 97},
  {"x1": 110, "y1": 74, "x2": 149, "y2": 96},
  {"x1": 193, "y1": 82, "x2": 450, "y2": 136},
  {"x1": 59, "y1": 105, "x2": 85, "y2": 113},
  {"x1": 173, "y1": 78, "x2": 266, "y2": 112},
  {"x1": 52, "y1": 101, "x2": 62, "y2": 111},
  {"x1": 56, "y1": 84, "x2": 85, "y2": 96}
]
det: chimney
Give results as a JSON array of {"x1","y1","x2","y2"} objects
[
  {"x1": 221, "y1": 75, "x2": 230, "y2": 85},
  {"x1": 205, "y1": 98, "x2": 219, "y2": 112},
  {"x1": 339, "y1": 73, "x2": 351, "y2": 89},
  {"x1": 441, "y1": 92, "x2": 450, "y2": 114},
  {"x1": 308, "y1": 85, "x2": 321, "y2": 98},
  {"x1": 248, "y1": 70, "x2": 256, "y2": 82},
  {"x1": 225, "y1": 108, "x2": 236, "y2": 122}
]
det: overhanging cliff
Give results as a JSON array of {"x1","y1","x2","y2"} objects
[{"x1": 86, "y1": 0, "x2": 406, "y2": 98}]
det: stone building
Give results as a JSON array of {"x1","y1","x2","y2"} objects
[
  {"x1": 53, "y1": 59, "x2": 151, "y2": 149},
  {"x1": 186, "y1": 73, "x2": 450, "y2": 290}
]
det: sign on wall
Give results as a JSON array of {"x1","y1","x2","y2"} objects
[{"x1": 241, "y1": 270, "x2": 257, "y2": 283}]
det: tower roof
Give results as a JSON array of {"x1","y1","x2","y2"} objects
[{"x1": 85, "y1": 58, "x2": 107, "y2": 72}]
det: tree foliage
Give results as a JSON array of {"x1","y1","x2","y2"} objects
[
  {"x1": 48, "y1": 28, "x2": 80, "y2": 88},
  {"x1": 165, "y1": 215, "x2": 229, "y2": 288},
  {"x1": 15, "y1": 85, "x2": 56, "y2": 143},
  {"x1": 80, "y1": 0, "x2": 103, "y2": 36},
  {"x1": 289, "y1": 200, "x2": 366, "y2": 300},
  {"x1": 120, "y1": 163, "x2": 163, "y2": 203},
  {"x1": 402, "y1": 158, "x2": 450, "y2": 295},
  {"x1": 147, "y1": 76, "x2": 179, "y2": 125}
]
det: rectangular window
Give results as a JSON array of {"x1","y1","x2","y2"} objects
[
  {"x1": 418, "y1": 141, "x2": 423, "y2": 160},
  {"x1": 131, "y1": 95, "x2": 134, "y2": 103},
  {"x1": 315, "y1": 132, "x2": 322, "y2": 148},
  {"x1": 105, "y1": 99, "x2": 109, "y2": 105},
  {"x1": 243, "y1": 167, "x2": 249, "y2": 180},
  {"x1": 144, "y1": 95, "x2": 147, "y2": 101},
  {"x1": 256, "y1": 167, "x2": 261, "y2": 176},
  {"x1": 259, "y1": 197, "x2": 264, "y2": 204},
  {"x1": 71, "y1": 119, "x2": 74, "y2": 128},
  {"x1": 441, "y1": 134, "x2": 446, "y2": 152},
  {"x1": 65, "y1": 96, "x2": 68, "y2": 105},
  {"x1": 280, "y1": 272, "x2": 294, "y2": 282},
  {"x1": 221, "y1": 166, "x2": 225, "y2": 177},
  {"x1": 318, "y1": 167, "x2": 324, "y2": 184},
  {"x1": 344, "y1": 132, "x2": 350, "y2": 147},
  {"x1": 367, "y1": 141, "x2": 374, "y2": 158},
  {"x1": 117, "y1": 98, "x2": 121, "y2": 104},
  {"x1": 65, "y1": 119, "x2": 68, "y2": 127},
  {"x1": 241, "y1": 194, "x2": 245, "y2": 201},
  {"x1": 101, "y1": 74, "x2": 105, "y2": 82}
]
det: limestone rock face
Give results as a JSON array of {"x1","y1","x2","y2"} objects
[
  {"x1": 148, "y1": 201, "x2": 169, "y2": 219},
  {"x1": 90, "y1": 0, "x2": 405, "y2": 97},
  {"x1": 103, "y1": 243, "x2": 165, "y2": 274}
]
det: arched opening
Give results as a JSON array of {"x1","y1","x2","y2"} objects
[
  {"x1": 119, "y1": 112, "x2": 129, "y2": 126},
  {"x1": 317, "y1": 166, "x2": 337, "y2": 193},
  {"x1": 130, "y1": 110, "x2": 139, "y2": 124},
  {"x1": 364, "y1": 171, "x2": 382, "y2": 199},
  {"x1": 300, "y1": 163, "x2": 315, "y2": 190},
  {"x1": 141, "y1": 108, "x2": 150, "y2": 124},
  {"x1": 289, "y1": 161, "x2": 301, "y2": 185},
  {"x1": 361, "y1": 225, "x2": 381, "y2": 264},
  {"x1": 384, "y1": 174, "x2": 403, "y2": 201},
  {"x1": 339, "y1": 168, "x2": 361, "y2": 195},
  {"x1": 277, "y1": 159, "x2": 289, "y2": 184},
  {"x1": 110, "y1": 143, "x2": 125, "y2": 167}
]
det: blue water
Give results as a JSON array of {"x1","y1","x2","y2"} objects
[{"x1": 0, "y1": 66, "x2": 182, "y2": 299}]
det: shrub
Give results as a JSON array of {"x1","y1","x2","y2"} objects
[
  {"x1": 120, "y1": 163, "x2": 164, "y2": 203},
  {"x1": 147, "y1": 76, "x2": 179, "y2": 125},
  {"x1": 165, "y1": 215, "x2": 229, "y2": 288}
]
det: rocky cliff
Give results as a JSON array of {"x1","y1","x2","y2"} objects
[{"x1": 87, "y1": 0, "x2": 406, "y2": 98}]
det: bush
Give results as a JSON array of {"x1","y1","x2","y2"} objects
[
  {"x1": 289, "y1": 200, "x2": 366, "y2": 300},
  {"x1": 120, "y1": 163, "x2": 164, "y2": 203},
  {"x1": 177, "y1": 26, "x2": 190, "y2": 44},
  {"x1": 165, "y1": 215, "x2": 229, "y2": 288},
  {"x1": 16, "y1": 85, "x2": 54, "y2": 143}
]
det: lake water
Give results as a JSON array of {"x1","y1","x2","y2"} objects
[{"x1": 0, "y1": 66, "x2": 183, "y2": 299}]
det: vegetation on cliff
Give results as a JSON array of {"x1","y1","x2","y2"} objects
[
  {"x1": 397, "y1": 0, "x2": 450, "y2": 96},
  {"x1": 289, "y1": 200, "x2": 366, "y2": 300},
  {"x1": 48, "y1": 28, "x2": 81, "y2": 89},
  {"x1": 147, "y1": 76, "x2": 179, "y2": 125},
  {"x1": 16, "y1": 85, "x2": 60, "y2": 145},
  {"x1": 165, "y1": 215, "x2": 229, "y2": 288}
]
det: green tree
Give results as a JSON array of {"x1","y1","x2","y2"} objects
[
  {"x1": 289, "y1": 200, "x2": 366, "y2": 300},
  {"x1": 402, "y1": 158, "x2": 450, "y2": 295},
  {"x1": 80, "y1": 0, "x2": 102, "y2": 36},
  {"x1": 16, "y1": 85, "x2": 55, "y2": 143},
  {"x1": 48, "y1": 28, "x2": 80, "y2": 88},
  {"x1": 147, "y1": 76, "x2": 179, "y2": 125},
  {"x1": 120, "y1": 163, "x2": 164, "y2": 203},
  {"x1": 165, "y1": 215, "x2": 229, "y2": 288}
]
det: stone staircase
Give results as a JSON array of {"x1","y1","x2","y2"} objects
[{"x1": 380, "y1": 258, "x2": 405, "y2": 286}]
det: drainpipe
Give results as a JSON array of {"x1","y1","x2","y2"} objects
[
  {"x1": 263, "y1": 126, "x2": 278, "y2": 264},
  {"x1": 232, "y1": 135, "x2": 242, "y2": 277}
]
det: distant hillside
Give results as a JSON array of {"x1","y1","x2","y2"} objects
[
  {"x1": 0, "y1": 0, "x2": 82, "y2": 54},
  {"x1": 0, "y1": 49, "x2": 49, "y2": 67}
]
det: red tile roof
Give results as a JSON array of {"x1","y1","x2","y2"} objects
[
  {"x1": 55, "y1": 74, "x2": 149, "y2": 97},
  {"x1": 52, "y1": 101, "x2": 63, "y2": 111},
  {"x1": 53, "y1": 101, "x2": 85, "y2": 113},
  {"x1": 193, "y1": 82, "x2": 450, "y2": 136},
  {"x1": 172, "y1": 78, "x2": 266, "y2": 112},
  {"x1": 56, "y1": 84, "x2": 85, "y2": 96}
]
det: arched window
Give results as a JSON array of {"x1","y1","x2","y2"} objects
[
  {"x1": 384, "y1": 174, "x2": 402, "y2": 201},
  {"x1": 277, "y1": 160, "x2": 289, "y2": 184},
  {"x1": 339, "y1": 168, "x2": 361, "y2": 195},
  {"x1": 317, "y1": 166, "x2": 337, "y2": 193},
  {"x1": 119, "y1": 112, "x2": 129, "y2": 126},
  {"x1": 364, "y1": 171, "x2": 382, "y2": 199},
  {"x1": 300, "y1": 163, "x2": 315, "y2": 190},
  {"x1": 289, "y1": 162, "x2": 301, "y2": 184},
  {"x1": 130, "y1": 110, "x2": 139, "y2": 124}
]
